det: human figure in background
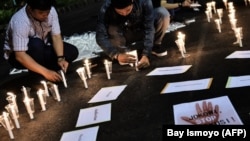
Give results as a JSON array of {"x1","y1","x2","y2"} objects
[
  {"x1": 163, "y1": 0, "x2": 193, "y2": 22},
  {"x1": 3, "y1": 0, "x2": 79, "y2": 82},
  {"x1": 96, "y1": 0, "x2": 170, "y2": 70}
]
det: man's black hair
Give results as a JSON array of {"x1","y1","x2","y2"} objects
[
  {"x1": 111, "y1": 0, "x2": 133, "y2": 9},
  {"x1": 26, "y1": 0, "x2": 54, "y2": 10}
]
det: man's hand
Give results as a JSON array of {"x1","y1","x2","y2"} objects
[
  {"x1": 117, "y1": 53, "x2": 137, "y2": 64},
  {"x1": 57, "y1": 59, "x2": 69, "y2": 73},
  {"x1": 43, "y1": 69, "x2": 63, "y2": 82},
  {"x1": 137, "y1": 55, "x2": 150, "y2": 69},
  {"x1": 182, "y1": 0, "x2": 192, "y2": 7}
]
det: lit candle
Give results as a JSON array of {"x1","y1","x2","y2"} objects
[
  {"x1": 214, "y1": 19, "x2": 221, "y2": 33},
  {"x1": 21, "y1": 86, "x2": 29, "y2": 98},
  {"x1": 84, "y1": 59, "x2": 91, "y2": 78},
  {"x1": 228, "y1": 2, "x2": 234, "y2": 10},
  {"x1": 1, "y1": 112, "x2": 14, "y2": 139},
  {"x1": 211, "y1": 1, "x2": 216, "y2": 14},
  {"x1": 175, "y1": 39, "x2": 185, "y2": 58},
  {"x1": 40, "y1": 80, "x2": 49, "y2": 96},
  {"x1": 76, "y1": 67, "x2": 88, "y2": 88},
  {"x1": 176, "y1": 32, "x2": 189, "y2": 58},
  {"x1": 53, "y1": 84, "x2": 61, "y2": 101},
  {"x1": 217, "y1": 8, "x2": 223, "y2": 24},
  {"x1": 229, "y1": 18, "x2": 237, "y2": 30},
  {"x1": 60, "y1": 70, "x2": 67, "y2": 88},
  {"x1": 5, "y1": 104, "x2": 20, "y2": 129},
  {"x1": 6, "y1": 92, "x2": 19, "y2": 113},
  {"x1": 234, "y1": 27, "x2": 243, "y2": 47},
  {"x1": 223, "y1": 0, "x2": 228, "y2": 9},
  {"x1": 205, "y1": 10, "x2": 211, "y2": 22},
  {"x1": 23, "y1": 98, "x2": 34, "y2": 119},
  {"x1": 127, "y1": 50, "x2": 139, "y2": 71},
  {"x1": 37, "y1": 89, "x2": 47, "y2": 111},
  {"x1": 104, "y1": 60, "x2": 111, "y2": 79}
]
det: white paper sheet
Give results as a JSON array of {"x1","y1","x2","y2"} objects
[
  {"x1": 160, "y1": 78, "x2": 213, "y2": 94},
  {"x1": 60, "y1": 126, "x2": 99, "y2": 141},
  {"x1": 226, "y1": 50, "x2": 250, "y2": 59},
  {"x1": 173, "y1": 96, "x2": 243, "y2": 125},
  {"x1": 88, "y1": 85, "x2": 127, "y2": 103},
  {"x1": 76, "y1": 103, "x2": 111, "y2": 127},
  {"x1": 226, "y1": 75, "x2": 250, "y2": 88},
  {"x1": 146, "y1": 65, "x2": 192, "y2": 76}
]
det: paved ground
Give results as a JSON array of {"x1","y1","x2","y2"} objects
[{"x1": 1, "y1": 1, "x2": 250, "y2": 141}]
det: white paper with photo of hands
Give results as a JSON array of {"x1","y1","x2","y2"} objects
[
  {"x1": 173, "y1": 96, "x2": 243, "y2": 125},
  {"x1": 60, "y1": 126, "x2": 99, "y2": 141},
  {"x1": 146, "y1": 65, "x2": 192, "y2": 76},
  {"x1": 88, "y1": 85, "x2": 127, "y2": 103},
  {"x1": 76, "y1": 103, "x2": 111, "y2": 127}
]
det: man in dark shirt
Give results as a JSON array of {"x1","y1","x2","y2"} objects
[{"x1": 96, "y1": 0, "x2": 170, "y2": 69}]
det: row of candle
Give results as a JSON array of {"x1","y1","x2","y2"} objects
[
  {"x1": 76, "y1": 53, "x2": 139, "y2": 89},
  {"x1": 0, "y1": 81, "x2": 63, "y2": 139},
  {"x1": 205, "y1": 1, "x2": 243, "y2": 47}
]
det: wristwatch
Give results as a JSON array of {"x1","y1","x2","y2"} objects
[{"x1": 57, "y1": 56, "x2": 65, "y2": 62}]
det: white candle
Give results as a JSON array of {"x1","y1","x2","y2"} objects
[
  {"x1": 2, "y1": 112, "x2": 14, "y2": 139},
  {"x1": 60, "y1": 70, "x2": 68, "y2": 88},
  {"x1": 211, "y1": 1, "x2": 216, "y2": 14},
  {"x1": 104, "y1": 60, "x2": 111, "y2": 79},
  {"x1": 76, "y1": 67, "x2": 88, "y2": 88},
  {"x1": 205, "y1": 10, "x2": 211, "y2": 22},
  {"x1": 223, "y1": 0, "x2": 228, "y2": 9},
  {"x1": 40, "y1": 81, "x2": 49, "y2": 96},
  {"x1": 23, "y1": 98, "x2": 34, "y2": 119},
  {"x1": 229, "y1": 18, "x2": 237, "y2": 30},
  {"x1": 175, "y1": 39, "x2": 186, "y2": 58},
  {"x1": 228, "y1": 2, "x2": 234, "y2": 9},
  {"x1": 217, "y1": 8, "x2": 223, "y2": 24},
  {"x1": 6, "y1": 92, "x2": 19, "y2": 112},
  {"x1": 84, "y1": 59, "x2": 91, "y2": 78},
  {"x1": 234, "y1": 27, "x2": 243, "y2": 47},
  {"x1": 214, "y1": 19, "x2": 221, "y2": 33},
  {"x1": 53, "y1": 84, "x2": 61, "y2": 101},
  {"x1": 21, "y1": 86, "x2": 28, "y2": 98},
  {"x1": 37, "y1": 89, "x2": 46, "y2": 111},
  {"x1": 5, "y1": 104, "x2": 20, "y2": 129},
  {"x1": 177, "y1": 32, "x2": 186, "y2": 53}
]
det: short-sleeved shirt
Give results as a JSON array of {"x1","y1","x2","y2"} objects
[{"x1": 3, "y1": 5, "x2": 61, "y2": 59}]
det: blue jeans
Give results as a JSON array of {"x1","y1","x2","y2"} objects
[
  {"x1": 154, "y1": 6, "x2": 170, "y2": 45},
  {"x1": 8, "y1": 37, "x2": 79, "y2": 71}
]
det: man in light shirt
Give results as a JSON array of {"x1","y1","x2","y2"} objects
[{"x1": 3, "y1": 0, "x2": 79, "y2": 82}]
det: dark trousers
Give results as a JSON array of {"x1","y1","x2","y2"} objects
[{"x1": 8, "y1": 38, "x2": 79, "y2": 71}]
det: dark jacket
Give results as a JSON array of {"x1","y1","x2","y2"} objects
[{"x1": 96, "y1": 0, "x2": 155, "y2": 58}]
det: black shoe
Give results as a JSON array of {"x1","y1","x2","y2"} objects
[{"x1": 152, "y1": 45, "x2": 168, "y2": 57}]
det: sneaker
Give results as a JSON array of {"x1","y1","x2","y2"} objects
[
  {"x1": 9, "y1": 68, "x2": 28, "y2": 75},
  {"x1": 152, "y1": 45, "x2": 168, "y2": 57}
]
